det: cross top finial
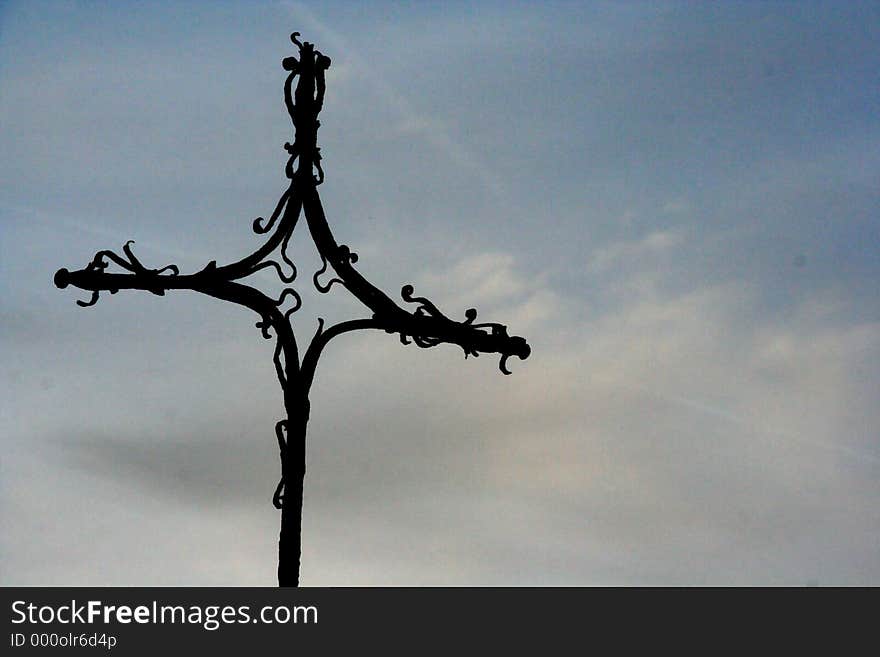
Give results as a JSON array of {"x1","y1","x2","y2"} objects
[{"x1": 280, "y1": 32, "x2": 330, "y2": 186}]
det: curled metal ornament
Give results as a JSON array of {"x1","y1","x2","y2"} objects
[
  {"x1": 76, "y1": 290, "x2": 100, "y2": 308},
  {"x1": 255, "y1": 318, "x2": 274, "y2": 339},
  {"x1": 251, "y1": 259, "x2": 297, "y2": 284},
  {"x1": 274, "y1": 287, "x2": 302, "y2": 313},
  {"x1": 400, "y1": 284, "x2": 442, "y2": 318},
  {"x1": 253, "y1": 189, "x2": 291, "y2": 235},
  {"x1": 64, "y1": 240, "x2": 180, "y2": 308},
  {"x1": 313, "y1": 256, "x2": 344, "y2": 293},
  {"x1": 272, "y1": 420, "x2": 288, "y2": 509},
  {"x1": 280, "y1": 230, "x2": 297, "y2": 281}
]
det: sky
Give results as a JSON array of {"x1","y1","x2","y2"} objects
[{"x1": 1, "y1": 1, "x2": 878, "y2": 585}]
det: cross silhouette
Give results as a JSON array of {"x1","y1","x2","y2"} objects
[{"x1": 54, "y1": 32, "x2": 530, "y2": 587}]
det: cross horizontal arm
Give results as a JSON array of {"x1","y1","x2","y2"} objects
[
  {"x1": 301, "y1": 186, "x2": 531, "y2": 374},
  {"x1": 54, "y1": 265, "x2": 276, "y2": 318},
  {"x1": 54, "y1": 257, "x2": 303, "y2": 381}
]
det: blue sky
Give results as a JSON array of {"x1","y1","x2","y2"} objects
[{"x1": 2, "y1": 1, "x2": 879, "y2": 584}]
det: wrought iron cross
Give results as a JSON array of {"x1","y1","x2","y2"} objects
[{"x1": 54, "y1": 33, "x2": 530, "y2": 587}]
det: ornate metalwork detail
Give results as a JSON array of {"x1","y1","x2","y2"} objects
[{"x1": 54, "y1": 32, "x2": 531, "y2": 586}]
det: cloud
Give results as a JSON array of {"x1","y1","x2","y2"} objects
[
  {"x1": 587, "y1": 229, "x2": 686, "y2": 274},
  {"x1": 5, "y1": 240, "x2": 878, "y2": 585},
  {"x1": 302, "y1": 250, "x2": 879, "y2": 584}
]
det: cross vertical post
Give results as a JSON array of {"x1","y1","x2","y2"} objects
[{"x1": 54, "y1": 33, "x2": 530, "y2": 587}]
